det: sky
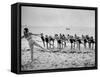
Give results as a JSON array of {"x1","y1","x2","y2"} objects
[{"x1": 21, "y1": 6, "x2": 95, "y2": 37}]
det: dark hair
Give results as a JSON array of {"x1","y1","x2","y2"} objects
[
  {"x1": 24, "y1": 28, "x2": 29, "y2": 33},
  {"x1": 41, "y1": 33, "x2": 43, "y2": 36}
]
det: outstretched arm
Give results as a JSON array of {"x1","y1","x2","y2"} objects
[
  {"x1": 30, "y1": 33, "x2": 41, "y2": 37},
  {"x1": 21, "y1": 35, "x2": 25, "y2": 39}
]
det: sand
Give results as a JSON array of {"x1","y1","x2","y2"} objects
[{"x1": 21, "y1": 39, "x2": 95, "y2": 71}]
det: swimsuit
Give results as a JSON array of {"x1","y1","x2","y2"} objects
[
  {"x1": 45, "y1": 37, "x2": 49, "y2": 43},
  {"x1": 58, "y1": 39, "x2": 61, "y2": 44},
  {"x1": 41, "y1": 36, "x2": 45, "y2": 41},
  {"x1": 25, "y1": 33, "x2": 36, "y2": 47}
]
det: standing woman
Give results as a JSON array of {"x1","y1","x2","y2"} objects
[
  {"x1": 21, "y1": 28, "x2": 45, "y2": 62},
  {"x1": 88, "y1": 37, "x2": 91, "y2": 49},
  {"x1": 69, "y1": 36, "x2": 74, "y2": 49},
  {"x1": 49, "y1": 36, "x2": 55, "y2": 48},
  {"x1": 77, "y1": 37, "x2": 82, "y2": 50},
  {"x1": 58, "y1": 34, "x2": 62, "y2": 49},
  {"x1": 58, "y1": 38, "x2": 62, "y2": 49},
  {"x1": 86, "y1": 35, "x2": 90, "y2": 48},
  {"x1": 62, "y1": 34, "x2": 66, "y2": 48},
  {"x1": 90, "y1": 36, "x2": 95, "y2": 49},
  {"x1": 54, "y1": 34, "x2": 61, "y2": 49},
  {"x1": 54, "y1": 34, "x2": 59, "y2": 48},
  {"x1": 40, "y1": 33, "x2": 45, "y2": 47},
  {"x1": 45, "y1": 35, "x2": 49, "y2": 49},
  {"x1": 81, "y1": 35, "x2": 87, "y2": 48}
]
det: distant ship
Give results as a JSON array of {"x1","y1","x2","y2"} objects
[{"x1": 66, "y1": 27, "x2": 70, "y2": 30}]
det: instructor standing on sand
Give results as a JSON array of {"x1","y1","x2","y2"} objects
[{"x1": 21, "y1": 27, "x2": 46, "y2": 62}]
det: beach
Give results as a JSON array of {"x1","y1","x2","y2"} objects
[{"x1": 21, "y1": 38, "x2": 95, "y2": 71}]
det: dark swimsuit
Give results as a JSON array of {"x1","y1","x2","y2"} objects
[
  {"x1": 50, "y1": 37, "x2": 54, "y2": 42},
  {"x1": 84, "y1": 39, "x2": 87, "y2": 43},
  {"x1": 58, "y1": 39, "x2": 61, "y2": 44},
  {"x1": 41, "y1": 36, "x2": 45, "y2": 41},
  {"x1": 77, "y1": 39, "x2": 81, "y2": 44},
  {"x1": 90, "y1": 39, "x2": 95, "y2": 43},
  {"x1": 45, "y1": 37, "x2": 49, "y2": 43},
  {"x1": 70, "y1": 39, "x2": 73, "y2": 43}
]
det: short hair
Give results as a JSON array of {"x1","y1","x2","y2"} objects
[
  {"x1": 24, "y1": 28, "x2": 29, "y2": 33},
  {"x1": 41, "y1": 33, "x2": 43, "y2": 35}
]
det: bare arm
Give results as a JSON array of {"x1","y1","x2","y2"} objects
[
  {"x1": 21, "y1": 35, "x2": 25, "y2": 39},
  {"x1": 30, "y1": 33, "x2": 41, "y2": 37}
]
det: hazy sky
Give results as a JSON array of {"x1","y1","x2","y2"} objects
[{"x1": 21, "y1": 6, "x2": 95, "y2": 36}]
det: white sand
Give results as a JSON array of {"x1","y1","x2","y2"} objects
[{"x1": 21, "y1": 39, "x2": 95, "y2": 71}]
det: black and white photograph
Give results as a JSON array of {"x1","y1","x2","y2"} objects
[{"x1": 21, "y1": 5, "x2": 96, "y2": 71}]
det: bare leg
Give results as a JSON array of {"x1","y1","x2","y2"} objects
[
  {"x1": 43, "y1": 41, "x2": 45, "y2": 47},
  {"x1": 65, "y1": 42, "x2": 66, "y2": 47},
  {"x1": 57, "y1": 43, "x2": 59, "y2": 49},
  {"x1": 71, "y1": 43, "x2": 72, "y2": 49},
  {"x1": 89, "y1": 43, "x2": 91, "y2": 49},
  {"x1": 29, "y1": 44, "x2": 34, "y2": 62},
  {"x1": 84, "y1": 43, "x2": 86, "y2": 48},
  {"x1": 34, "y1": 41, "x2": 46, "y2": 50},
  {"x1": 60, "y1": 44, "x2": 62, "y2": 49},
  {"x1": 79, "y1": 43, "x2": 80, "y2": 50},
  {"x1": 61, "y1": 42, "x2": 63, "y2": 48},
  {"x1": 49, "y1": 42, "x2": 51, "y2": 48},
  {"x1": 92, "y1": 43, "x2": 94, "y2": 50},
  {"x1": 77, "y1": 42, "x2": 79, "y2": 49},
  {"x1": 47, "y1": 43, "x2": 48, "y2": 49},
  {"x1": 74, "y1": 42, "x2": 75, "y2": 49},
  {"x1": 53, "y1": 41, "x2": 54, "y2": 48}
]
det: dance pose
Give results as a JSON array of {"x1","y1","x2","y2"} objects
[{"x1": 22, "y1": 28, "x2": 46, "y2": 62}]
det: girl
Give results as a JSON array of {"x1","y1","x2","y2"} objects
[
  {"x1": 45, "y1": 35, "x2": 49, "y2": 49},
  {"x1": 40, "y1": 33, "x2": 45, "y2": 47},
  {"x1": 22, "y1": 28, "x2": 46, "y2": 62}
]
